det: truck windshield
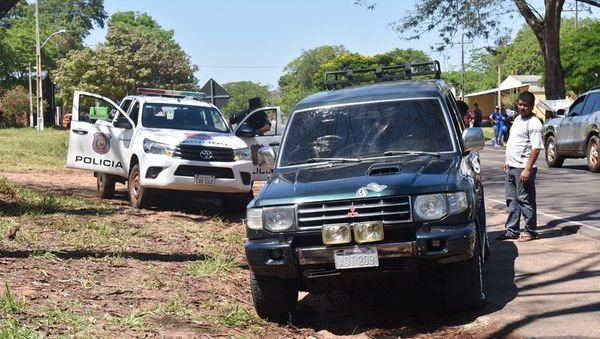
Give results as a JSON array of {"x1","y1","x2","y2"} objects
[
  {"x1": 141, "y1": 103, "x2": 229, "y2": 132},
  {"x1": 279, "y1": 99, "x2": 454, "y2": 167}
]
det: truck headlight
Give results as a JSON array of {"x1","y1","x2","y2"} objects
[
  {"x1": 263, "y1": 206, "x2": 296, "y2": 232},
  {"x1": 143, "y1": 138, "x2": 175, "y2": 156},
  {"x1": 413, "y1": 192, "x2": 468, "y2": 221},
  {"x1": 233, "y1": 147, "x2": 251, "y2": 161}
]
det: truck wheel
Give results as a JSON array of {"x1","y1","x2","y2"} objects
[
  {"x1": 227, "y1": 192, "x2": 253, "y2": 214},
  {"x1": 250, "y1": 272, "x2": 298, "y2": 322},
  {"x1": 127, "y1": 163, "x2": 151, "y2": 209},
  {"x1": 96, "y1": 172, "x2": 115, "y2": 199},
  {"x1": 545, "y1": 136, "x2": 564, "y2": 168},
  {"x1": 445, "y1": 235, "x2": 485, "y2": 311},
  {"x1": 587, "y1": 136, "x2": 600, "y2": 172}
]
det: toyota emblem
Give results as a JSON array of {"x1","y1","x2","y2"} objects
[{"x1": 199, "y1": 150, "x2": 213, "y2": 160}]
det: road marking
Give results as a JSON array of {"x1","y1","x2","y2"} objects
[{"x1": 486, "y1": 197, "x2": 600, "y2": 232}]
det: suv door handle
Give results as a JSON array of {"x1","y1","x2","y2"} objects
[
  {"x1": 72, "y1": 129, "x2": 88, "y2": 135},
  {"x1": 269, "y1": 142, "x2": 280, "y2": 147}
]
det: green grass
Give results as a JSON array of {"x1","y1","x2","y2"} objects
[
  {"x1": 0, "y1": 319, "x2": 38, "y2": 338},
  {"x1": 0, "y1": 128, "x2": 69, "y2": 172},
  {"x1": 104, "y1": 311, "x2": 146, "y2": 330},
  {"x1": 482, "y1": 127, "x2": 494, "y2": 141},
  {"x1": 0, "y1": 284, "x2": 27, "y2": 314},
  {"x1": 185, "y1": 255, "x2": 238, "y2": 278}
]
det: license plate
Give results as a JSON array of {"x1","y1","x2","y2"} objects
[
  {"x1": 194, "y1": 175, "x2": 215, "y2": 185},
  {"x1": 334, "y1": 246, "x2": 379, "y2": 270}
]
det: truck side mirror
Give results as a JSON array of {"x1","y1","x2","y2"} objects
[
  {"x1": 556, "y1": 109, "x2": 565, "y2": 116},
  {"x1": 236, "y1": 124, "x2": 256, "y2": 138},
  {"x1": 258, "y1": 147, "x2": 275, "y2": 171},
  {"x1": 113, "y1": 116, "x2": 133, "y2": 129},
  {"x1": 462, "y1": 127, "x2": 485, "y2": 154}
]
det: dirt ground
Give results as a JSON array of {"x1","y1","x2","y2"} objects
[{"x1": 0, "y1": 170, "x2": 508, "y2": 338}]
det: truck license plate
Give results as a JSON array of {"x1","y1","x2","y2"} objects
[
  {"x1": 194, "y1": 175, "x2": 215, "y2": 185},
  {"x1": 334, "y1": 246, "x2": 378, "y2": 270}
]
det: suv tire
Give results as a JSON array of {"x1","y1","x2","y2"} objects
[
  {"x1": 250, "y1": 272, "x2": 298, "y2": 322},
  {"x1": 587, "y1": 136, "x2": 600, "y2": 172},
  {"x1": 96, "y1": 172, "x2": 116, "y2": 199},
  {"x1": 445, "y1": 234, "x2": 485, "y2": 311},
  {"x1": 128, "y1": 163, "x2": 151, "y2": 208},
  {"x1": 545, "y1": 135, "x2": 564, "y2": 168}
]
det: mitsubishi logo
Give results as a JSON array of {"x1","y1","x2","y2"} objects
[
  {"x1": 199, "y1": 150, "x2": 213, "y2": 160},
  {"x1": 346, "y1": 203, "x2": 359, "y2": 218}
]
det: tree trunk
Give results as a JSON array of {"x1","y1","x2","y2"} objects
[{"x1": 539, "y1": 0, "x2": 566, "y2": 100}]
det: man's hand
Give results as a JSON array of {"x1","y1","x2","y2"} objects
[
  {"x1": 502, "y1": 163, "x2": 509, "y2": 173},
  {"x1": 520, "y1": 168, "x2": 531, "y2": 183}
]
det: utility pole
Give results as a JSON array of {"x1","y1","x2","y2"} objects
[
  {"x1": 563, "y1": 0, "x2": 592, "y2": 29},
  {"x1": 461, "y1": 33, "x2": 465, "y2": 100},
  {"x1": 28, "y1": 63, "x2": 33, "y2": 128},
  {"x1": 35, "y1": 0, "x2": 43, "y2": 130}
]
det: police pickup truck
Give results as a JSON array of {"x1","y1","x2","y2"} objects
[{"x1": 66, "y1": 88, "x2": 283, "y2": 211}]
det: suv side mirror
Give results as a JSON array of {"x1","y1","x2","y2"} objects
[
  {"x1": 236, "y1": 124, "x2": 256, "y2": 138},
  {"x1": 462, "y1": 128, "x2": 485, "y2": 153},
  {"x1": 556, "y1": 109, "x2": 565, "y2": 116},
  {"x1": 257, "y1": 146, "x2": 276, "y2": 171},
  {"x1": 113, "y1": 116, "x2": 133, "y2": 129}
]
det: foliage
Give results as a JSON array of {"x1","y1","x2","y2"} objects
[
  {"x1": 220, "y1": 81, "x2": 272, "y2": 118},
  {"x1": 0, "y1": 0, "x2": 107, "y2": 87},
  {"x1": 561, "y1": 19, "x2": 600, "y2": 94},
  {"x1": 0, "y1": 85, "x2": 29, "y2": 126},
  {"x1": 54, "y1": 11, "x2": 198, "y2": 104}
]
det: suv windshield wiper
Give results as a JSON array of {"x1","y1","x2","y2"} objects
[
  {"x1": 378, "y1": 151, "x2": 441, "y2": 158},
  {"x1": 286, "y1": 157, "x2": 362, "y2": 166}
]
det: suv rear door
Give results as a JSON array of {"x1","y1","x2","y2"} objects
[{"x1": 66, "y1": 91, "x2": 134, "y2": 177}]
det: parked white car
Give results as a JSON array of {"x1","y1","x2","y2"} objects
[{"x1": 66, "y1": 88, "x2": 283, "y2": 211}]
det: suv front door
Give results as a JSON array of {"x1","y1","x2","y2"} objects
[
  {"x1": 234, "y1": 107, "x2": 283, "y2": 181},
  {"x1": 559, "y1": 95, "x2": 587, "y2": 151},
  {"x1": 66, "y1": 91, "x2": 134, "y2": 177}
]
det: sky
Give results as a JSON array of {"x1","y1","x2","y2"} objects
[{"x1": 84, "y1": 0, "x2": 593, "y2": 89}]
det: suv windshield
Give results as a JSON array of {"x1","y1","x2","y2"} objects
[
  {"x1": 142, "y1": 103, "x2": 228, "y2": 132},
  {"x1": 279, "y1": 99, "x2": 453, "y2": 166}
]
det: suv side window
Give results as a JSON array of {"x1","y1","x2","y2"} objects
[
  {"x1": 569, "y1": 95, "x2": 587, "y2": 116},
  {"x1": 129, "y1": 101, "x2": 140, "y2": 126},
  {"x1": 582, "y1": 93, "x2": 600, "y2": 115}
]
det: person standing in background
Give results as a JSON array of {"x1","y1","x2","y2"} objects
[{"x1": 472, "y1": 103, "x2": 483, "y2": 127}]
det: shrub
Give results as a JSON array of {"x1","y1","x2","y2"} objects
[{"x1": 0, "y1": 86, "x2": 30, "y2": 127}]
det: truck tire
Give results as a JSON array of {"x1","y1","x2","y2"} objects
[
  {"x1": 445, "y1": 234, "x2": 485, "y2": 311},
  {"x1": 587, "y1": 136, "x2": 600, "y2": 172},
  {"x1": 545, "y1": 135, "x2": 564, "y2": 168},
  {"x1": 96, "y1": 172, "x2": 116, "y2": 199},
  {"x1": 127, "y1": 163, "x2": 151, "y2": 209},
  {"x1": 226, "y1": 192, "x2": 253, "y2": 214},
  {"x1": 250, "y1": 272, "x2": 298, "y2": 322}
]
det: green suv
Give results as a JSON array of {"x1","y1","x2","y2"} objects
[{"x1": 244, "y1": 62, "x2": 488, "y2": 321}]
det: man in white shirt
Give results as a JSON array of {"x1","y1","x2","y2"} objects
[{"x1": 497, "y1": 91, "x2": 544, "y2": 242}]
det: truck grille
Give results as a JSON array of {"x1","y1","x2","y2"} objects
[
  {"x1": 173, "y1": 144, "x2": 234, "y2": 162},
  {"x1": 297, "y1": 196, "x2": 412, "y2": 229}
]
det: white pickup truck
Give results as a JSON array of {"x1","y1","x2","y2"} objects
[{"x1": 66, "y1": 88, "x2": 283, "y2": 211}]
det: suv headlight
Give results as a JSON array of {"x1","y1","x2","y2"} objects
[
  {"x1": 246, "y1": 206, "x2": 296, "y2": 232},
  {"x1": 143, "y1": 138, "x2": 175, "y2": 156},
  {"x1": 413, "y1": 192, "x2": 468, "y2": 221},
  {"x1": 233, "y1": 147, "x2": 251, "y2": 161}
]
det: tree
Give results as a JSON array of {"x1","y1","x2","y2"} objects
[
  {"x1": 220, "y1": 81, "x2": 272, "y2": 118},
  {"x1": 561, "y1": 19, "x2": 600, "y2": 94},
  {"x1": 363, "y1": 0, "x2": 600, "y2": 100},
  {"x1": 54, "y1": 11, "x2": 198, "y2": 104},
  {"x1": 0, "y1": 85, "x2": 29, "y2": 126}
]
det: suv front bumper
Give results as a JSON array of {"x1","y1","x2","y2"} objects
[{"x1": 245, "y1": 221, "x2": 477, "y2": 280}]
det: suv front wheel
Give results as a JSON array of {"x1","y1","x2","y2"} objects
[
  {"x1": 250, "y1": 272, "x2": 298, "y2": 322},
  {"x1": 545, "y1": 135, "x2": 564, "y2": 168},
  {"x1": 445, "y1": 234, "x2": 485, "y2": 311},
  {"x1": 587, "y1": 135, "x2": 600, "y2": 172}
]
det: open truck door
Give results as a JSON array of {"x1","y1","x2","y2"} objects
[
  {"x1": 234, "y1": 106, "x2": 284, "y2": 181},
  {"x1": 66, "y1": 91, "x2": 133, "y2": 178}
]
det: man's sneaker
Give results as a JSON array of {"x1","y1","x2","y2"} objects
[{"x1": 496, "y1": 233, "x2": 519, "y2": 241}]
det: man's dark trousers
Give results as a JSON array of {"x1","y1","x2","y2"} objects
[{"x1": 505, "y1": 167, "x2": 538, "y2": 237}]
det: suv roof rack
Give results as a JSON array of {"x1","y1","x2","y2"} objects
[
  {"x1": 324, "y1": 60, "x2": 441, "y2": 90},
  {"x1": 137, "y1": 87, "x2": 205, "y2": 98}
]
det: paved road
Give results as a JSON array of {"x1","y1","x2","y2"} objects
[
  {"x1": 478, "y1": 145, "x2": 600, "y2": 337},
  {"x1": 480, "y1": 145, "x2": 600, "y2": 238}
]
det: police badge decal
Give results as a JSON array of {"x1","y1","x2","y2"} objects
[{"x1": 92, "y1": 133, "x2": 111, "y2": 154}]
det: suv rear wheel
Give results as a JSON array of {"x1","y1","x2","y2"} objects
[
  {"x1": 587, "y1": 136, "x2": 600, "y2": 172},
  {"x1": 96, "y1": 172, "x2": 116, "y2": 199},
  {"x1": 128, "y1": 163, "x2": 151, "y2": 208},
  {"x1": 250, "y1": 272, "x2": 298, "y2": 322},
  {"x1": 445, "y1": 234, "x2": 485, "y2": 311},
  {"x1": 545, "y1": 135, "x2": 564, "y2": 168}
]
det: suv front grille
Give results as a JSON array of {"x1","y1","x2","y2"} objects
[
  {"x1": 297, "y1": 196, "x2": 412, "y2": 229},
  {"x1": 173, "y1": 144, "x2": 234, "y2": 162}
]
